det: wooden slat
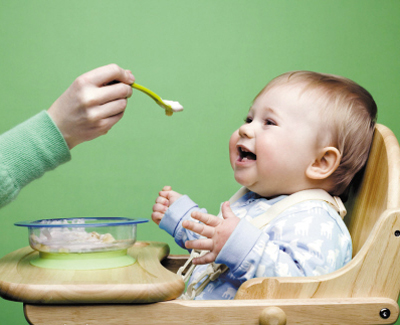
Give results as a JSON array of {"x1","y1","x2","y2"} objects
[{"x1": 24, "y1": 297, "x2": 399, "y2": 325}]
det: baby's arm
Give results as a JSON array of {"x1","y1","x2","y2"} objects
[
  {"x1": 216, "y1": 204, "x2": 352, "y2": 284},
  {"x1": 48, "y1": 64, "x2": 135, "y2": 149},
  {"x1": 183, "y1": 201, "x2": 240, "y2": 265},
  {"x1": 152, "y1": 186, "x2": 183, "y2": 225},
  {"x1": 153, "y1": 187, "x2": 210, "y2": 249}
]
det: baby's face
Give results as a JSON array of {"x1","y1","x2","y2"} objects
[{"x1": 229, "y1": 82, "x2": 325, "y2": 197}]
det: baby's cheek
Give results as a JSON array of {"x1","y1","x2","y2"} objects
[{"x1": 228, "y1": 131, "x2": 239, "y2": 168}]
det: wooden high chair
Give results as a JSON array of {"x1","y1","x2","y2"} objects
[{"x1": 17, "y1": 124, "x2": 400, "y2": 324}]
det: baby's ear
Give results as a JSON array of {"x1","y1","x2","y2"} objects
[{"x1": 306, "y1": 147, "x2": 341, "y2": 180}]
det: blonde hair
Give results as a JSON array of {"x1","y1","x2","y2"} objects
[{"x1": 257, "y1": 71, "x2": 377, "y2": 196}]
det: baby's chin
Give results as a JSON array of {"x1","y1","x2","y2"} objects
[
  {"x1": 234, "y1": 177, "x2": 280, "y2": 198},
  {"x1": 234, "y1": 174, "x2": 248, "y2": 186},
  {"x1": 234, "y1": 175, "x2": 257, "y2": 192}
]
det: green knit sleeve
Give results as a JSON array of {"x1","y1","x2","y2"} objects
[{"x1": 0, "y1": 111, "x2": 71, "y2": 208}]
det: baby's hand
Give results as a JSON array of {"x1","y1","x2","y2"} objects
[
  {"x1": 48, "y1": 64, "x2": 135, "y2": 149},
  {"x1": 151, "y1": 186, "x2": 183, "y2": 225},
  {"x1": 183, "y1": 201, "x2": 240, "y2": 265}
]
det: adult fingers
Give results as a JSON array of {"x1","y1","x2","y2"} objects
[
  {"x1": 96, "y1": 110, "x2": 125, "y2": 134},
  {"x1": 97, "y1": 82, "x2": 133, "y2": 106},
  {"x1": 90, "y1": 99, "x2": 127, "y2": 123},
  {"x1": 82, "y1": 64, "x2": 135, "y2": 87}
]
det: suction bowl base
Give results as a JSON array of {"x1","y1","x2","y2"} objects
[{"x1": 30, "y1": 249, "x2": 135, "y2": 270}]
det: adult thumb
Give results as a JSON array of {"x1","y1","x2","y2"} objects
[{"x1": 221, "y1": 201, "x2": 235, "y2": 219}]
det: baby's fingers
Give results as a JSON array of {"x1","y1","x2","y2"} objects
[
  {"x1": 192, "y1": 252, "x2": 216, "y2": 265},
  {"x1": 159, "y1": 190, "x2": 168, "y2": 198},
  {"x1": 155, "y1": 196, "x2": 169, "y2": 206},
  {"x1": 193, "y1": 251, "x2": 217, "y2": 265},
  {"x1": 159, "y1": 189, "x2": 174, "y2": 200},
  {"x1": 182, "y1": 220, "x2": 214, "y2": 238},
  {"x1": 151, "y1": 211, "x2": 164, "y2": 225},
  {"x1": 153, "y1": 202, "x2": 168, "y2": 214},
  {"x1": 185, "y1": 238, "x2": 213, "y2": 252},
  {"x1": 191, "y1": 211, "x2": 221, "y2": 227}
]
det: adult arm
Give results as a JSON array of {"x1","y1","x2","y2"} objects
[
  {"x1": 0, "y1": 111, "x2": 71, "y2": 208},
  {"x1": 0, "y1": 64, "x2": 135, "y2": 208}
]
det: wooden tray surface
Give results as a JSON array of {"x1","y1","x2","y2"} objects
[{"x1": 0, "y1": 241, "x2": 185, "y2": 304}]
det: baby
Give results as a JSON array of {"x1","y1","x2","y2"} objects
[{"x1": 152, "y1": 71, "x2": 377, "y2": 300}]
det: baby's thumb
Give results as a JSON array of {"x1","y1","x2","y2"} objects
[{"x1": 221, "y1": 201, "x2": 235, "y2": 219}]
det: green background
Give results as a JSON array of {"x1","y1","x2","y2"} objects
[{"x1": 1, "y1": 1, "x2": 399, "y2": 324}]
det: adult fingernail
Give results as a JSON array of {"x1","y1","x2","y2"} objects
[{"x1": 127, "y1": 70, "x2": 135, "y2": 83}]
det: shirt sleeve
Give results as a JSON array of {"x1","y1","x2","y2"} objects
[
  {"x1": 159, "y1": 195, "x2": 208, "y2": 249},
  {"x1": 0, "y1": 111, "x2": 71, "y2": 208},
  {"x1": 215, "y1": 201, "x2": 352, "y2": 284}
]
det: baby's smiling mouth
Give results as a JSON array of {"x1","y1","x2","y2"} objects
[{"x1": 238, "y1": 146, "x2": 257, "y2": 162}]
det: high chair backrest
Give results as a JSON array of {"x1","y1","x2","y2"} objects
[{"x1": 345, "y1": 124, "x2": 400, "y2": 256}]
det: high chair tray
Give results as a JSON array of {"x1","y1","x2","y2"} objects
[{"x1": 0, "y1": 241, "x2": 185, "y2": 304}]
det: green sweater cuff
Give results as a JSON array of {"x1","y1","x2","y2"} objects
[{"x1": 0, "y1": 111, "x2": 71, "y2": 206}]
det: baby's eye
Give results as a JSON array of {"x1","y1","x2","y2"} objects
[
  {"x1": 244, "y1": 117, "x2": 253, "y2": 123},
  {"x1": 265, "y1": 119, "x2": 276, "y2": 126}
]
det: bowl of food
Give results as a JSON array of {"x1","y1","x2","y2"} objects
[{"x1": 15, "y1": 217, "x2": 148, "y2": 270}]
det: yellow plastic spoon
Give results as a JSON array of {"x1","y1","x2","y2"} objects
[{"x1": 131, "y1": 83, "x2": 183, "y2": 116}]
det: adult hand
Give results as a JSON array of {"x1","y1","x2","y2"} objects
[{"x1": 48, "y1": 64, "x2": 135, "y2": 149}]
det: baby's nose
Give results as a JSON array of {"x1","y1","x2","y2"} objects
[{"x1": 238, "y1": 123, "x2": 254, "y2": 138}]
